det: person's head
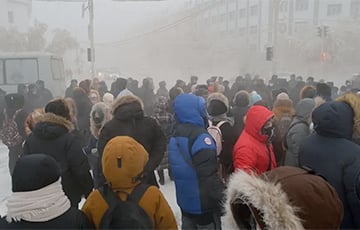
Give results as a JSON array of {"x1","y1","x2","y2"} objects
[
  {"x1": 190, "y1": 76, "x2": 198, "y2": 84},
  {"x1": 223, "y1": 80, "x2": 230, "y2": 88},
  {"x1": 159, "y1": 81, "x2": 166, "y2": 88},
  {"x1": 17, "y1": 84, "x2": 27, "y2": 95},
  {"x1": 28, "y1": 84, "x2": 38, "y2": 95},
  {"x1": 234, "y1": 90, "x2": 250, "y2": 107},
  {"x1": 224, "y1": 166, "x2": 343, "y2": 230},
  {"x1": 90, "y1": 102, "x2": 112, "y2": 138},
  {"x1": 207, "y1": 93, "x2": 229, "y2": 117},
  {"x1": 169, "y1": 87, "x2": 184, "y2": 101},
  {"x1": 244, "y1": 105, "x2": 274, "y2": 142},
  {"x1": 249, "y1": 91, "x2": 262, "y2": 106},
  {"x1": 316, "y1": 83, "x2": 332, "y2": 101},
  {"x1": 36, "y1": 80, "x2": 45, "y2": 90},
  {"x1": 103, "y1": 92, "x2": 114, "y2": 106},
  {"x1": 64, "y1": 97, "x2": 77, "y2": 123},
  {"x1": 296, "y1": 75, "x2": 303, "y2": 82},
  {"x1": 70, "y1": 79, "x2": 78, "y2": 88},
  {"x1": 102, "y1": 136, "x2": 149, "y2": 189},
  {"x1": 79, "y1": 79, "x2": 91, "y2": 95},
  {"x1": 89, "y1": 89, "x2": 101, "y2": 105},
  {"x1": 300, "y1": 85, "x2": 316, "y2": 99},
  {"x1": 290, "y1": 74, "x2": 296, "y2": 81},
  {"x1": 25, "y1": 108, "x2": 45, "y2": 136},
  {"x1": 176, "y1": 79, "x2": 185, "y2": 88},
  {"x1": 295, "y1": 98, "x2": 316, "y2": 124},
  {"x1": 174, "y1": 94, "x2": 208, "y2": 128},
  {"x1": 306, "y1": 76, "x2": 315, "y2": 85},
  {"x1": 194, "y1": 84, "x2": 209, "y2": 99},
  {"x1": 45, "y1": 99, "x2": 72, "y2": 121},
  {"x1": 345, "y1": 80, "x2": 352, "y2": 87}
]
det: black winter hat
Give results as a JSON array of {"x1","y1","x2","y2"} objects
[
  {"x1": 12, "y1": 154, "x2": 60, "y2": 192},
  {"x1": 207, "y1": 100, "x2": 227, "y2": 116},
  {"x1": 45, "y1": 99, "x2": 71, "y2": 121},
  {"x1": 5, "y1": 93, "x2": 24, "y2": 109}
]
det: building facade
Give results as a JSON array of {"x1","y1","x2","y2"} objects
[{"x1": 0, "y1": 0, "x2": 32, "y2": 32}]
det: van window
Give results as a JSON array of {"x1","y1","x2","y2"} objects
[
  {"x1": 0, "y1": 61, "x2": 4, "y2": 84},
  {"x1": 51, "y1": 59, "x2": 65, "y2": 80},
  {"x1": 5, "y1": 59, "x2": 38, "y2": 84}
]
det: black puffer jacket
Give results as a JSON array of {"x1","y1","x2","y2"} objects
[
  {"x1": 0, "y1": 208, "x2": 92, "y2": 229},
  {"x1": 299, "y1": 101, "x2": 360, "y2": 229},
  {"x1": 98, "y1": 95, "x2": 166, "y2": 187},
  {"x1": 23, "y1": 113, "x2": 94, "y2": 207}
]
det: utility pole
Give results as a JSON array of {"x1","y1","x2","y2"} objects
[
  {"x1": 88, "y1": 0, "x2": 95, "y2": 78},
  {"x1": 272, "y1": 0, "x2": 280, "y2": 74}
]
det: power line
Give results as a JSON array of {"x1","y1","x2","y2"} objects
[{"x1": 95, "y1": 1, "x2": 220, "y2": 47}]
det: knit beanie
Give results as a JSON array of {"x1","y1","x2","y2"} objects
[
  {"x1": 12, "y1": 154, "x2": 60, "y2": 192},
  {"x1": 249, "y1": 91, "x2": 262, "y2": 106},
  {"x1": 234, "y1": 90, "x2": 250, "y2": 107},
  {"x1": 45, "y1": 99, "x2": 72, "y2": 121}
]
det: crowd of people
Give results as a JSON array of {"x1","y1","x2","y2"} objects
[{"x1": 0, "y1": 73, "x2": 359, "y2": 229}]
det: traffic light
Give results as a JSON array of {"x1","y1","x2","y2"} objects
[
  {"x1": 324, "y1": 26, "x2": 329, "y2": 37},
  {"x1": 317, "y1": 26, "x2": 323, "y2": 37},
  {"x1": 266, "y1": 47, "x2": 273, "y2": 61},
  {"x1": 321, "y1": 52, "x2": 327, "y2": 62}
]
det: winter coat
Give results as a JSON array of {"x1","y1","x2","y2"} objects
[
  {"x1": 299, "y1": 101, "x2": 360, "y2": 228},
  {"x1": 230, "y1": 106, "x2": 248, "y2": 139},
  {"x1": 272, "y1": 98, "x2": 295, "y2": 165},
  {"x1": 169, "y1": 94, "x2": 224, "y2": 215},
  {"x1": 285, "y1": 99, "x2": 315, "y2": 167},
  {"x1": 0, "y1": 208, "x2": 92, "y2": 229},
  {"x1": 72, "y1": 88, "x2": 92, "y2": 146},
  {"x1": 223, "y1": 167, "x2": 343, "y2": 230},
  {"x1": 98, "y1": 95, "x2": 166, "y2": 187},
  {"x1": 82, "y1": 136, "x2": 177, "y2": 230},
  {"x1": 23, "y1": 113, "x2": 94, "y2": 206},
  {"x1": 89, "y1": 103, "x2": 112, "y2": 139},
  {"x1": 233, "y1": 105, "x2": 277, "y2": 174}
]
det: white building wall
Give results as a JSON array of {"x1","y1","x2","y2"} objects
[{"x1": 0, "y1": 0, "x2": 32, "y2": 32}]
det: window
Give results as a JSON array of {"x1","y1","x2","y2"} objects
[
  {"x1": 351, "y1": 1, "x2": 360, "y2": 18},
  {"x1": 250, "y1": 26, "x2": 258, "y2": 34},
  {"x1": 327, "y1": 4, "x2": 342, "y2": 16},
  {"x1": 5, "y1": 59, "x2": 38, "y2": 84},
  {"x1": 239, "y1": 8, "x2": 246, "y2": 18},
  {"x1": 295, "y1": 0, "x2": 309, "y2": 11},
  {"x1": 51, "y1": 59, "x2": 65, "y2": 80},
  {"x1": 250, "y1": 5, "x2": 258, "y2": 16},
  {"x1": 8, "y1": 11, "x2": 14, "y2": 24},
  {"x1": 280, "y1": 0, "x2": 288, "y2": 12},
  {"x1": 0, "y1": 61, "x2": 4, "y2": 84},
  {"x1": 229, "y1": 11, "x2": 236, "y2": 20}
]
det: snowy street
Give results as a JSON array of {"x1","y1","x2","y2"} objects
[{"x1": 0, "y1": 144, "x2": 181, "y2": 225}]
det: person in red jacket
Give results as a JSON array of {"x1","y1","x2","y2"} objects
[{"x1": 233, "y1": 105, "x2": 277, "y2": 174}]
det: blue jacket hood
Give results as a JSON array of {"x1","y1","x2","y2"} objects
[
  {"x1": 313, "y1": 101, "x2": 354, "y2": 139},
  {"x1": 174, "y1": 94, "x2": 207, "y2": 127}
]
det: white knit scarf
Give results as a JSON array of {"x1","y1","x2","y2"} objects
[{"x1": 6, "y1": 179, "x2": 71, "y2": 223}]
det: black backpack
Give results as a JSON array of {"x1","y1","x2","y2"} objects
[{"x1": 98, "y1": 184, "x2": 153, "y2": 229}]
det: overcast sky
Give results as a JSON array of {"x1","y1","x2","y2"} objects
[{"x1": 32, "y1": 0, "x2": 184, "y2": 43}]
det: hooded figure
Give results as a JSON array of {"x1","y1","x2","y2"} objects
[
  {"x1": 223, "y1": 167, "x2": 343, "y2": 230},
  {"x1": 84, "y1": 102, "x2": 113, "y2": 188},
  {"x1": 0, "y1": 154, "x2": 92, "y2": 229},
  {"x1": 337, "y1": 93, "x2": 360, "y2": 144},
  {"x1": 233, "y1": 105, "x2": 277, "y2": 174},
  {"x1": 98, "y1": 95, "x2": 166, "y2": 187},
  {"x1": 299, "y1": 101, "x2": 360, "y2": 228},
  {"x1": 23, "y1": 99, "x2": 94, "y2": 207},
  {"x1": 139, "y1": 78, "x2": 156, "y2": 116},
  {"x1": 207, "y1": 93, "x2": 237, "y2": 182},
  {"x1": 285, "y1": 99, "x2": 315, "y2": 167},
  {"x1": 231, "y1": 90, "x2": 250, "y2": 139},
  {"x1": 82, "y1": 136, "x2": 177, "y2": 230},
  {"x1": 169, "y1": 93, "x2": 224, "y2": 229}
]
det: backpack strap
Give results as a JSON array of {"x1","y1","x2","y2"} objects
[
  {"x1": 128, "y1": 183, "x2": 150, "y2": 203},
  {"x1": 99, "y1": 185, "x2": 123, "y2": 228},
  {"x1": 216, "y1": 120, "x2": 227, "y2": 128}
]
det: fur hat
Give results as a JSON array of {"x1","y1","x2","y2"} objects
[
  {"x1": 12, "y1": 154, "x2": 60, "y2": 192},
  {"x1": 276, "y1": 92, "x2": 290, "y2": 100},
  {"x1": 207, "y1": 93, "x2": 229, "y2": 116},
  {"x1": 233, "y1": 90, "x2": 250, "y2": 107},
  {"x1": 45, "y1": 99, "x2": 72, "y2": 121}
]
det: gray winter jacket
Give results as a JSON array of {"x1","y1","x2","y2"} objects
[{"x1": 285, "y1": 99, "x2": 315, "y2": 167}]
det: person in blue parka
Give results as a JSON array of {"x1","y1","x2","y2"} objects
[{"x1": 168, "y1": 93, "x2": 224, "y2": 230}]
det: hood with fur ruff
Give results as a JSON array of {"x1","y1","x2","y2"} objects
[
  {"x1": 90, "y1": 102, "x2": 112, "y2": 138},
  {"x1": 111, "y1": 95, "x2": 144, "y2": 120},
  {"x1": 32, "y1": 113, "x2": 74, "y2": 140},
  {"x1": 223, "y1": 170, "x2": 304, "y2": 230}
]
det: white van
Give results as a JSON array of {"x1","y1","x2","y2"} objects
[{"x1": 0, "y1": 52, "x2": 66, "y2": 97}]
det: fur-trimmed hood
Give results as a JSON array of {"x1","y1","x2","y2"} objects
[
  {"x1": 207, "y1": 93, "x2": 229, "y2": 110},
  {"x1": 223, "y1": 170, "x2": 304, "y2": 230},
  {"x1": 337, "y1": 93, "x2": 360, "y2": 140},
  {"x1": 32, "y1": 113, "x2": 74, "y2": 140},
  {"x1": 112, "y1": 95, "x2": 144, "y2": 120},
  {"x1": 272, "y1": 99, "x2": 295, "y2": 122},
  {"x1": 90, "y1": 102, "x2": 112, "y2": 139},
  {"x1": 224, "y1": 167, "x2": 343, "y2": 229}
]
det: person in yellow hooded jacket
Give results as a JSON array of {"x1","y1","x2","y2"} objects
[{"x1": 82, "y1": 136, "x2": 177, "y2": 229}]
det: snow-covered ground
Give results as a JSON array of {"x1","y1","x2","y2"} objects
[{"x1": 0, "y1": 145, "x2": 181, "y2": 225}]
